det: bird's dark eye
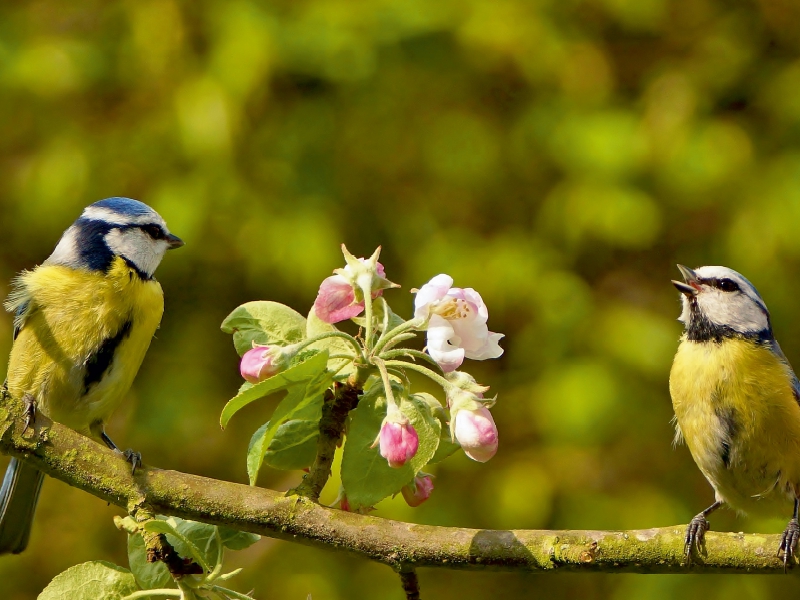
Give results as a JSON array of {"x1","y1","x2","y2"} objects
[
  {"x1": 717, "y1": 278, "x2": 739, "y2": 293},
  {"x1": 141, "y1": 224, "x2": 164, "y2": 240}
]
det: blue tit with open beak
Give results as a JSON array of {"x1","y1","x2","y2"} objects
[{"x1": 670, "y1": 264, "x2": 800, "y2": 569}]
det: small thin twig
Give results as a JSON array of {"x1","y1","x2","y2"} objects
[{"x1": 399, "y1": 570, "x2": 421, "y2": 600}]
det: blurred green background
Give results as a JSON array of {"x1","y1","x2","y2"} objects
[{"x1": 2, "y1": 0, "x2": 800, "y2": 598}]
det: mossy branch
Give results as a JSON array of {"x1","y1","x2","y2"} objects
[{"x1": 0, "y1": 394, "x2": 795, "y2": 576}]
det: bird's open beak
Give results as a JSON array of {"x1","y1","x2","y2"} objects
[
  {"x1": 166, "y1": 233, "x2": 184, "y2": 249},
  {"x1": 672, "y1": 264, "x2": 700, "y2": 296}
]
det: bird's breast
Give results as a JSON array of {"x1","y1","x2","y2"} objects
[
  {"x1": 670, "y1": 336, "x2": 800, "y2": 514},
  {"x1": 5, "y1": 258, "x2": 164, "y2": 435}
]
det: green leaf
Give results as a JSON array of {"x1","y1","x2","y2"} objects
[
  {"x1": 341, "y1": 390, "x2": 441, "y2": 509},
  {"x1": 306, "y1": 308, "x2": 356, "y2": 376},
  {"x1": 219, "y1": 526, "x2": 260, "y2": 551},
  {"x1": 38, "y1": 561, "x2": 138, "y2": 600},
  {"x1": 430, "y1": 426, "x2": 461, "y2": 463},
  {"x1": 143, "y1": 518, "x2": 215, "y2": 574},
  {"x1": 220, "y1": 350, "x2": 330, "y2": 429},
  {"x1": 221, "y1": 301, "x2": 307, "y2": 356},
  {"x1": 128, "y1": 532, "x2": 171, "y2": 591},
  {"x1": 263, "y1": 419, "x2": 320, "y2": 470},
  {"x1": 172, "y1": 519, "x2": 219, "y2": 572},
  {"x1": 412, "y1": 392, "x2": 459, "y2": 464},
  {"x1": 245, "y1": 364, "x2": 331, "y2": 484}
]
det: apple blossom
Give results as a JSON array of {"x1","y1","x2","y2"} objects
[
  {"x1": 376, "y1": 407, "x2": 419, "y2": 468},
  {"x1": 453, "y1": 405, "x2": 498, "y2": 462},
  {"x1": 401, "y1": 474, "x2": 434, "y2": 507},
  {"x1": 413, "y1": 274, "x2": 504, "y2": 372},
  {"x1": 240, "y1": 346, "x2": 281, "y2": 383},
  {"x1": 314, "y1": 259, "x2": 391, "y2": 324}
]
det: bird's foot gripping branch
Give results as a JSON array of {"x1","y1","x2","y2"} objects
[{"x1": 221, "y1": 244, "x2": 505, "y2": 512}]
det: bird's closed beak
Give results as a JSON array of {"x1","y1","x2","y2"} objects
[
  {"x1": 673, "y1": 264, "x2": 700, "y2": 296},
  {"x1": 166, "y1": 233, "x2": 184, "y2": 249}
]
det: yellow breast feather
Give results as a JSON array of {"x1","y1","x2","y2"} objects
[
  {"x1": 670, "y1": 336, "x2": 800, "y2": 515},
  {"x1": 4, "y1": 257, "x2": 164, "y2": 436}
]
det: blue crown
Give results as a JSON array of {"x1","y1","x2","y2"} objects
[{"x1": 90, "y1": 197, "x2": 154, "y2": 217}]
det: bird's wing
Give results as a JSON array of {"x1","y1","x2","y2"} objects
[
  {"x1": 12, "y1": 302, "x2": 29, "y2": 341},
  {"x1": 4, "y1": 273, "x2": 34, "y2": 342},
  {"x1": 769, "y1": 339, "x2": 800, "y2": 406}
]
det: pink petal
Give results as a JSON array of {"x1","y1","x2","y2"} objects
[
  {"x1": 314, "y1": 275, "x2": 364, "y2": 323},
  {"x1": 454, "y1": 406, "x2": 498, "y2": 463}
]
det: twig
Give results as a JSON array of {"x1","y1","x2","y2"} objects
[{"x1": 399, "y1": 570, "x2": 420, "y2": 600}]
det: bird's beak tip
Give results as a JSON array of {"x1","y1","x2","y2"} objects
[
  {"x1": 674, "y1": 264, "x2": 700, "y2": 295},
  {"x1": 166, "y1": 234, "x2": 184, "y2": 249}
]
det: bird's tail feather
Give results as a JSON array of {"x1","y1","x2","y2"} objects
[{"x1": 0, "y1": 458, "x2": 44, "y2": 554}]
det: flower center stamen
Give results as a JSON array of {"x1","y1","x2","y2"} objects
[{"x1": 433, "y1": 298, "x2": 471, "y2": 320}]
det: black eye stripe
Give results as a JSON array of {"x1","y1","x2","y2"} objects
[
  {"x1": 704, "y1": 277, "x2": 740, "y2": 292},
  {"x1": 140, "y1": 224, "x2": 165, "y2": 240}
]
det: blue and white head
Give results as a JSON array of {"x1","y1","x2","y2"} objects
[
  {"x1": 45, "y1": 197, "x2": 183, "y2": 280},
  {"x1": 672, "y1": 265, "x2": 771, "y2": 342}
]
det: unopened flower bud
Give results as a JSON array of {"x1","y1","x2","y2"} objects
[
  {"x1": 378, "y1": 416, "x2": 419, "y2": 468},
  {"x1": 240, "y1": 346, "x2": 281, "y2": 383},
  {"x1": 401, "y1": 474, "x2": 434, "y2": 507},
  {"x1": 453, "y1": 406, "x2": 498, "y2": 463},
  {"x1": 314, "y1": 257, "x2": 393, "y2": 324}
]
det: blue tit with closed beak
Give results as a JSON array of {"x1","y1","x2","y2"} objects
[
  {"x1": 670, "y1": 265, "x2": 800, "y2": 568},
  {"x1": 0, "y1": 197, "x2": 183, "y2": 554}
]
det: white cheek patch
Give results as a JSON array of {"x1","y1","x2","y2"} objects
[
  {"x1": 104, "y1": 229, "x2": 169, "y2": 278},
  {"x1": 45, "y1": 225, "x2": 80, "y2": 266},
  {"x1": 697, "y1": 290, "x2": 769, "y2": 333}
]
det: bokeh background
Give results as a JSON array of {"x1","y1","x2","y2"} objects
[{"x1": 1, "y1": 0, "x2": 800, "y2": 598}]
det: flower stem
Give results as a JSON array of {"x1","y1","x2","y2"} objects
[
  {"x1": 379, "y1": 348, "x2": 442, "y2": 369},
  {"x1": 296, "y1": 331, "x2": 364, "y2": 360},
  {"x1": 383, "y1": 360, "x2": 453, "y2": 390},
  {"x1": 361, "y1": 282, "x2": 375, "y2": 352},
  {"x1": 211, "y1": 585, "x2": 258, "y2": 600},
  {"x1": 372, "y1": 317, "x2": 424, "y2": 357},
  {"x1": 373, "y1": 357, "x2": 397, "y2": 409}
]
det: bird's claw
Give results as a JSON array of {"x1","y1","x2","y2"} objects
[
  {"x1": 778, "y1": 518, "x2": 800, "y2": 572},
  {"x1": 22, "y1": 393, "x2": 36, "y2": 433},
  {"x1": 684, "y1": 513, "x2": 710, "y2": 565},
  {"x1": 123, "y1": 449, "x2": 142, "y2": 475}
]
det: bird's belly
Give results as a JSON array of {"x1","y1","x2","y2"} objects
[{"x1": 670, "y1": 338, "x2": 800, "y2": 516}]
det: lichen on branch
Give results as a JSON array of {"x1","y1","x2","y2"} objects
[{"x1": 0, "y1": 394, "x2": 794, "y2": 576}]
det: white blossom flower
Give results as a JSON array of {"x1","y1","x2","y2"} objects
[{"x1": 413, "y1": 274, "x2": 504, "y2": 372}]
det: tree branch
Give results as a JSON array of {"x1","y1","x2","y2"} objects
[
  {"x1": 0, "y1": 394, "x2": 795, "y2": 575},
  {"x1": 293, "y1": 379, "x2": 361, "y2": 501}
]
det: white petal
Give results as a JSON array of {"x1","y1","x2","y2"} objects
[
  {"x1": 414, "y1": 274, "x2": 454, "y2": 319},
  {"x1": 465, "y1": 331, "x2": 505, "y2": 360},
  {"x1": 426, "y1": 316, "x2": 465, "y2": 372}
]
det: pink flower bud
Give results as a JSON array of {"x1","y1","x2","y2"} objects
[
  {"x1": 314, "y1": 259, "x2": 389, "y2": 324},
  {"x1": 240, "y1": 346, "x2": 280, "y2": 383},
  {"x1": 339, "y1": 494, "x2": 351, "y2": 512},
  {"x1": 453, "y1": 406, "x2": 498, "y2": 462},
  {"x1": 379, "y1": 419, "x2": 419, "y2": 468},
  {"x1": 401, "y1": 474, "x2": 434, "y2": 507}
]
